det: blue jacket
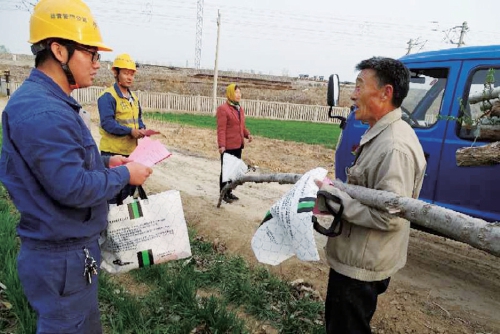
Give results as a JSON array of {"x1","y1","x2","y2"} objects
[{"x1": 0, "y1": 69, "x2": 130, "y2": 242}]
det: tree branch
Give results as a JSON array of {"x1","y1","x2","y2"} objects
[
  {"x1": 217, "y1": 174, "x2": 500, "y2": 257},
  {"x1": 216, "y1": 173, "x2": 302, "y2": 208}
]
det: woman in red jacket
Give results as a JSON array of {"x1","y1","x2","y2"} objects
[{"x1": 216, "y1": 83, "x2": 253, "y2": 203}]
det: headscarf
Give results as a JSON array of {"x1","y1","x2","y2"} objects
[{"x1": 226, "y1": 83, "x2": 240, "y2": 108}]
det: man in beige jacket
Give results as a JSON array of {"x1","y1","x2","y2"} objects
[{"x1": 317, "y1": 57, "x2": 427, "y2": 333}]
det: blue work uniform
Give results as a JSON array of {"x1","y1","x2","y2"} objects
[{"x1": 0, "y1": 69, "x2": 130, "y2": 333}]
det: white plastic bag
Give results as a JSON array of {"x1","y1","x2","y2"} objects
[
  {"x1": 251, "y1": 168, "x2": 327, "y2": 265},
  {"x1": 101, "y1": 190, "x2": 191, "y2": 274},
  {"x1": 222, "y1": 154, "x2": 248, "y2": 183}
]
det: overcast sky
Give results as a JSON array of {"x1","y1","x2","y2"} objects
[{"x1": 1, "y1": 0, "x2": 500, "y2": 82}]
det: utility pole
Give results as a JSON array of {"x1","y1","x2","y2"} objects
[
  {"x1": 445, "y1": 21, "x2": 468, "y2": 47},
  {"x1": 406, "y1": 39, "x2": 414, "y2": 55},
  {"x1": 406, "y1": 38, "x2": 426, "y2": 55},
  {"x1": 212, "y1": 10, "x2": 221, "y2": 115},
  {"x1": 194, "y1": 0, "x2": 204, "y2": 69},
  {"x1": 457, "y1": 21, "x2": 468, "y2": 48}
]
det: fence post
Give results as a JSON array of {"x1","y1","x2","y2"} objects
[
  {"x1": 196, "y1": 95, "x2": 201, "y2": 113},
  {"x1": 137, "y1": 91, "x2": 141, "y2": 109},
  {"x1": 285, "y1": 102, "x2": 290, "y2": 120},
  {"x1": 313, "y1": 106, "x2": 319, "y2": 122},
  {"x1": 256, "y1": 101, "x2": 261, "y2": 117}
]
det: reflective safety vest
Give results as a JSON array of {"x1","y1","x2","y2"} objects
[{"x1": 98, "y1": 86, "x2": 141, "y2": 155}]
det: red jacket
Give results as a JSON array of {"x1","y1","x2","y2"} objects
[{"x1": 216, "y1": 102, "x2": 251, "y2": 150}]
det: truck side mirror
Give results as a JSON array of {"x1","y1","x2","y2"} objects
[
  {"x1": 327, "y1": 74, "x2": 346, "y2": 129},
  {"x1": 327, "y1": 74, "x2": 340, "y2": 107}
]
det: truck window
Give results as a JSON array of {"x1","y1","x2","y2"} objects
[
  {"x1": 458, "y1": 67, "x2": 500, "y2": 142},
  {"x1": 401, "y1": 68, "x2": 448, "y2": 128}
]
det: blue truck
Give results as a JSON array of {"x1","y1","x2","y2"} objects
[{"x1": 329, "y1": 45, "x2": 500, "y2": 226}]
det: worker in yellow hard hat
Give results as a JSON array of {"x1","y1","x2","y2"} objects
[
  {"x1": 98, "y1": 53, "x2": 156, "y2": 203},
  {"x1": 0, "y1": 0, "x2": 153, "y2": 332}
]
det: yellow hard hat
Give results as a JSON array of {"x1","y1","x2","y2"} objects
[
  {"x1": 112, "y1": 54, "x2": 137, "y2": 71},
  {"x1": 29, "y1": 0, "x2": 112, "y2": 51}
]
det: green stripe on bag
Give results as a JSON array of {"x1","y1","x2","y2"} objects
[
  {"x1": 128, "y1": 201, "x2": 143, "y2": 219},
  {"x1": 259, "y1": 210, "x2": 273, "y2": 226},
  {"x1": 297, "y1": 199, "x2": 315, "y2": 213},
  {"x1": 141, "y1": 251, "x2": 150, "y2": 266},
  {"x1": 137, "y1": 249, "x2": 154, "y2": 267}
]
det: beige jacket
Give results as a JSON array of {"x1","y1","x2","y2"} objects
[{"x1": 321, "y1": 108, "x2": 426, "y2": 282}]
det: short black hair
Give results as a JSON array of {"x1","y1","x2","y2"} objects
[
  {"x1": 34, "y1": 49, "x2": 52, "y2": 68},
  {"x1": 355, "y1": 57, "x2": 410, "y2": 108},
  {"x1": 33, "y1": 38, "x2": 75, "y2": 68}
]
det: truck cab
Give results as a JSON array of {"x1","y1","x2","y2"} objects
[{"x1": 332, "y1": 45, "x2": 500, "y2": 223}]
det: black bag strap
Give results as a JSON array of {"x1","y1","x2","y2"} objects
[
  {"x1": 116, "y1": 185, "x2": 148, "y2": 206},
  {"x1": 312, "y1": 190, "x2": 344, "y2": 237}
]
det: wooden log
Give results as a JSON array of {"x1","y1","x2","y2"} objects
[
  {"x1": 330, "y1": 180, "x2": 500, "y2": 257},
  {"x1": 456, "y1": 141, "x2": 500, "y2": 166}
]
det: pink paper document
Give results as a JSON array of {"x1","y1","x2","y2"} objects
[
  {"x1": 128, "y1": 137, "x2": 172, "y2": 167},
  {"x1": 143, "y1": 129, "x2": 160, "y2": 136}
]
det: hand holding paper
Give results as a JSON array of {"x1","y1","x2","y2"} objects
[
  {"x1": 143, "y1": 129, "x2": 161, "y2": 136},
  {"x1": 128, "y1": 137, "x2": 172, "y2": 167}
]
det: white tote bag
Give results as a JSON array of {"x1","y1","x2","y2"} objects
[
  {"x1": 222, "y1": 154, "x2": 248, "y2": 183},
  {"x1": 101, "y1": 189, "x2": 192, "y2": 274}
]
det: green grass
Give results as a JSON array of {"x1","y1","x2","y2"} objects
[
  {"x1": 0, "y1": 182, "x2": 37, "y2": 334},
  {"x1": 145, "y1": 112, "x2": 341, "y2": 149},
  {"x1": 95, "y1": 235, "x2": 324, "y2": 333}
]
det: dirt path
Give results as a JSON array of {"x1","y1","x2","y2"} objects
[
  {"x1": 94, "y1": 111, "x2": 499, "y2": 334},
  {"x1": 3, "y1": 96, "x2": 498, "y2": 333}
]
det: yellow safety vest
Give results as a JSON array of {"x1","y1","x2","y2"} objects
[{"x1": 98, "y1": 86, "x2": 141, "y2": 155}]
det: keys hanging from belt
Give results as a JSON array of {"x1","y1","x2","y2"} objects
[{"x1": 83, "y1": 247, "x2": 98, "y2": 284}]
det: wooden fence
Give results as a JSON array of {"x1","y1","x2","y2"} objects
[{"x1": 10, "y1": 83, "x2": 349, "y2": 124}]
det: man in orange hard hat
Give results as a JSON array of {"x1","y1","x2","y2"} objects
[{"x1": 0, "y1": 0, "x2": 153, "y2": 332}]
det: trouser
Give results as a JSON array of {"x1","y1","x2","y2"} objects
[
  {"x1": 325, "y1": 268, "x2": 390, "y2": 334},
  {"x1": 219, "y1": 147, "x2": 242, "y2": 192},
  {"x1": 17, "y1": 237, "x2": 102, "y2": 334},
  {"x1": 101, "y1": 150, "x2": 136, "y2": 204}
]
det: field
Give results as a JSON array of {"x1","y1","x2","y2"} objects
[{"x1": 0, "y1": 54, "x2": 499, "y2": 333}]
